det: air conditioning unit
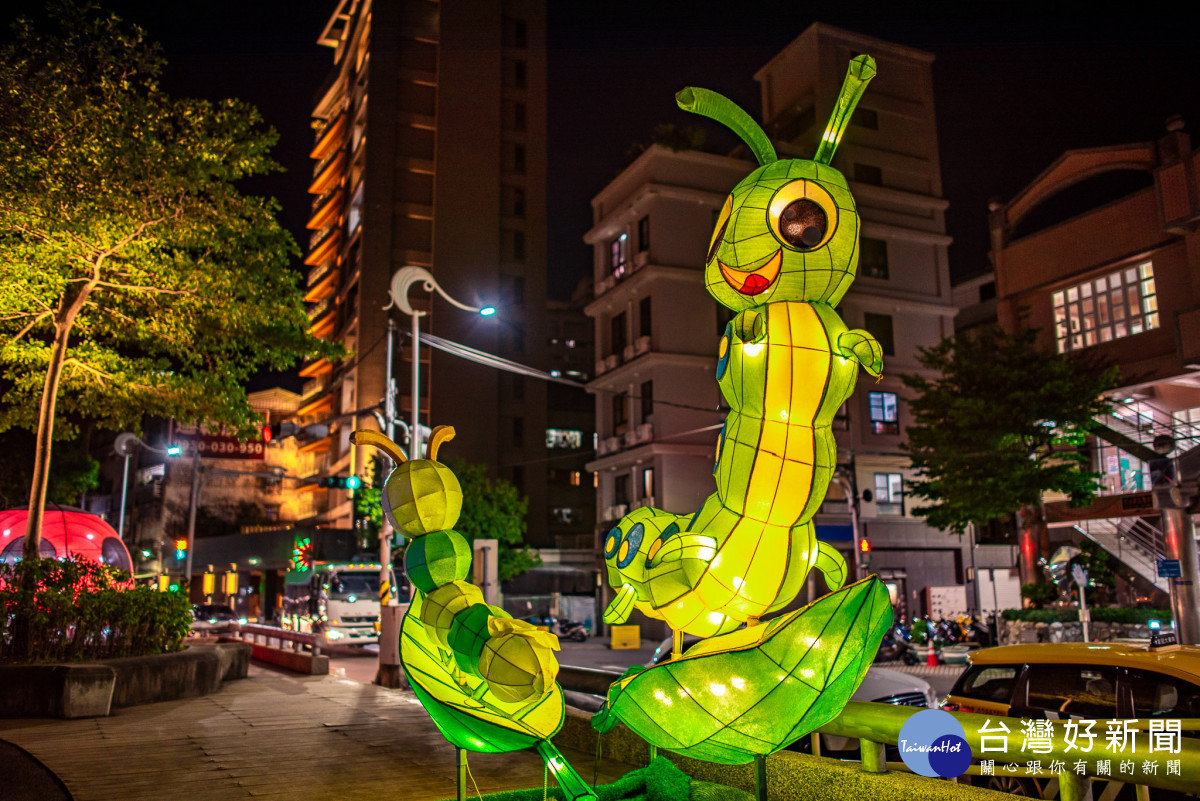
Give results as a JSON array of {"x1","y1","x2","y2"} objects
[
  {"x1": 596, "y1": 276, "x2": 615, "y2": 296},
  {"x1": 607, "y1": 504, "x2": 628, "y2": 521},
  {"x1": 624, "y1": 430, "x2": 639, "y2": 448},
  {"x1": 636, "y1": 422, "x2": 654, "y2": 443},
  {"x1": 604, "y1": 354, "x2": 620, "y2": 371},
  {"x1": 634, "y1": 335, "x2": 652, "y2": 355},
  {"x1": 604, "y1": 436, "x2": 621, "y2": 453},
  {"x1": 634, "y1": 251, "x2": 650, "y2": 269},
  {"x1": 594, "y1": 359, "x2": 608, "y2": 376},
  {"x1": 636, "y1": 496, "x2": 655, "y2": 510},
  {"x1": 622, "y1": 345, "x2": 635, "y2": 362},
  {"x1": 596, "y1": 438, "x2": 611, "y2": 456}
]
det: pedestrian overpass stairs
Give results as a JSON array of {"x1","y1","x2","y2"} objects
[{"x1": 1065, "y1": 514, "x2": 1169, "y2": 592}]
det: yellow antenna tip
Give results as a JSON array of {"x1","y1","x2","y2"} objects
[
  {"x1": 351, "y1": 429, "x2": 408, "y2": 464},
  {"x1": 426, "y1": 425, "x2": 457, "y2": 460}
]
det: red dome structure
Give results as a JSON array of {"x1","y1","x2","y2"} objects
[{"x1": 0, "y1": 505, "x2": 133, "y2": 573}]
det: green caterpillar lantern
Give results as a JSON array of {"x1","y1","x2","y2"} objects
[
  {"x1": 351, "y1": 428, "x2": 596, "y2": 800},
  {"x1": 590, "y1": 54, "x2": 893, "y2": 767},
  {"x1": 603, "y1": 55, "x2": 884, "y2": 638}
]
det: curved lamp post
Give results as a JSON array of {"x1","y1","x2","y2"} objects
[
  {"x1": 113, "y1": 432, "x2": 181, "y2": 541},
  {"x1": 388, "y1": 266, "x2": 495, "y2": 458}
]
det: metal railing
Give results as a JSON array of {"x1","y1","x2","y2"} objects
[
  {"x1": 229, "y1": 622, "x2": 320, "y2": 658},
  {"x1": 1072, "y1": 515, "x2": 1168, "y2": 590},
  {"x1": 557, "y1": 669, "x2": 1200, "y2": 798}
]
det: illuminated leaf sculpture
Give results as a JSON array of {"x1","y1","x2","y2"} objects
[
  {"x1": 603, "y1": 55, "x2": 882, "y2": 638},
  {"x1": 351, "y1": 429, "x2": 596, "y2": 801},
  {"x1": 595, "y1": 576, "x2": 892, "y2": 764}
]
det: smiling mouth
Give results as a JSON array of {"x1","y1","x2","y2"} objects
[{"x1": 718, "y1": 250, "x2": 782, "y2": 295}]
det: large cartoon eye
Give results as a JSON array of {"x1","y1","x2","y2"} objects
[
  {"x1": 767, "y1": 180, "x2": 838, "y2": 251},
  {"x1": 603, "y1": 528, "x2": 621, "y2": 559},
  {"x1": 616, "y1": 523, "x2": 644, "y2": 569},
  {"x1": 708, "y1": 195, "x2": 732, "y2": 264}
]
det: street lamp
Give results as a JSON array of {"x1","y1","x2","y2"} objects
[
  {"x1": 370, "y1": 266, "x2": 494, "y2": 688},
  {"x1": 388, "y1": 265, "x2": 496, "y2": 458},
  {"x1": 113, "y1": 432, "x2": 182, "y2": 541}
]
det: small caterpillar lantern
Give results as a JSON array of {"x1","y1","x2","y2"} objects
[
  {"x1": 351, "y1": 428, "x2": 596, "y2": 800},
  {"x1": 602, "y1": 55, "x2": 884, "y2": 638}
]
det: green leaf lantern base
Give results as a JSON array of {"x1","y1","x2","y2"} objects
[{"x1": 596, "y1": 576, "x2": 892, "y2": 765}]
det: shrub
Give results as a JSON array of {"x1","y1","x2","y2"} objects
[
  {"x1": 1020, "y1": 583, "x2": 1059, "y2": 609},
  {"x1": 1001, "y1": 607, "x2": 1172, "y2": 625},
  {"x1": 0, "y1": 556, "x2": 192, "y2": 664}
]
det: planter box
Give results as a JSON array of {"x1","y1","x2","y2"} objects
[{"x1": 0, "y1": 643, "x2": 249, "y2": 719}]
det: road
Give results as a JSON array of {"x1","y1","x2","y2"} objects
[
  {"x1": 327, "y1": 637, "x2": 661, "y2": 684},
  {"x1": 328, "y1": 640, "x2": 964, "y2": 699}
]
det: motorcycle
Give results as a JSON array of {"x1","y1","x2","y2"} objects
[{"x1": 524, "y1": 616, "x2": 589, "y2": 642}]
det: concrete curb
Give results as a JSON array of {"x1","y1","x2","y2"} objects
[{"x1": 0, "y1": 643, "x2": 250, "y2": 719}]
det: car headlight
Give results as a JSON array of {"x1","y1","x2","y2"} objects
[{"x1": 326, "y1": 630, "x2": 344, "y2": 640}]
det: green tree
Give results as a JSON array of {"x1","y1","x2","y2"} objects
[
  {"x1": 445, "y1": 460, "x2": 541, "y2": 582},
  {"x1": 0, "y1": 3, "x2": 338, "y2": 555},
  {"x1": 0, "y1": 429, "x2": 97, "y2": 509},
  {"x1": 353, "y1": 454, "x2": 386, "y2": 549},
  {"x1": 900, "y1": 323, "x2": 1120, "y2": 536}
]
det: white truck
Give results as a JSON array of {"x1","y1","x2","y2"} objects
[{"x1": 281, "y1": 562, "x2": 405, "y2": 646}]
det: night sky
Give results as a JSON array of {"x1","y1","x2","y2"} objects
[{"x1": 6, "y1": 3, "x2": 1200, "y2": 302}]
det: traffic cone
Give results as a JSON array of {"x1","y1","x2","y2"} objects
[{"x1": 926, "y1": 644, "x2": 939, "y2": 667}]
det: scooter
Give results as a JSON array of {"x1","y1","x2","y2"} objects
[{"x1": 524, "y1": 616, "x2": 589, "y2": 642}]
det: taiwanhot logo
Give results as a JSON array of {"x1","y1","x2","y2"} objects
[{"x1": 898, "y1": 709, "x2": 973, "y2": 778}]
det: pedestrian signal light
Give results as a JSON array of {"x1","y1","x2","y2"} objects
[{"x1": 859, "y1": 538, "x2": 870, "y2": 553}]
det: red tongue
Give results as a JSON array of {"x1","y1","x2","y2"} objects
[{"x1": 739, "y1": 273, "x2": 770, "y2": 295}]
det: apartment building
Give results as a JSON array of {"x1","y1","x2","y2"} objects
[
  {"x1": 585, "y1": 25, "x2": 977, "y2": 627},
  {"x1": 989, "y1": 116, "x2": 1200, "y2": 621},
  {"x1": 295, "y1": 0, "x2": 549, "y2": 538}
]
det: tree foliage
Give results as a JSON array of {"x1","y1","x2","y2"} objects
[
  {"x1": 445, "y1": 460, "x2": 541, "y2": 582},
  {"x1": 0, "y1": 429, "x2": 97, "y2": 509},
  {"x1": 900, "y1": 324, "x2": 1120, "y2": 534},
  {"x1": 0, "y1": 3, "x2": 339, "y2": 549}
]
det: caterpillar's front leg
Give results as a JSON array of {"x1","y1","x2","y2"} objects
[{"x1": 838, "y1": 329, "x2": 883, "y2": 377}]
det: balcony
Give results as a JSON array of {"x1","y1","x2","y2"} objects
[
  {"x1": 304, "y1": 227, "x2": 343, "y2": 267},
  {"x1": 307, "y1": 150, "x2": 346, "y2": 195},
  {"x1": 310, "y1": 112, "x2": 347, "y2": 161},
  {"x1": 307, "y1": 188, "x2": 344, "y2": 230},
  {"x1": 304, "y1": 266, "x2": 338, "y2": 303}
]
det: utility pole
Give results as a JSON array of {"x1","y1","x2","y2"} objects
[
  {"x1": 376, "y1": 317, "x2": 404, "y2": 688},
  {"x1": 184, "y1": 444, "x2": 201, "y2": 596}
]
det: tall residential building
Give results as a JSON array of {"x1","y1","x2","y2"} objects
[
  {"x1": 296, "y1": 0, "x2": 549, "y2": 539},
  {"x1": 586, "y1": 24, "x2": 973, "y2": 630}
]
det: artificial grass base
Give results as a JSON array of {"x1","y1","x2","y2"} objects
[{"x1": 440, "y1": 756, "x2": 754, "y2": 801}]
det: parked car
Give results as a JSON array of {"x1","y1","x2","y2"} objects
[
  {"x1": 649, "y1": 633, "x2": 935, "y2": 752},
  {"x1": 943, "y1": 642, "x2": 1200, "y2": 797},
  {"x1": 191, "y1": 603, "x2": 245, "y2": 633}
]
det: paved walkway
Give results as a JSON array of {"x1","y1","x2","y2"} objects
[{"x1": 1, "y1": 666, "x2": 629, "y2": 801}]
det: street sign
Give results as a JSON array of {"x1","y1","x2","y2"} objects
[
  {"x1": 175, "y1": 433, "x2": 267, "y2": 460},
  {"x1": 1071, "y1": 564, "x2": 1088, "y2": 587},
  {"x1": 1157, "y1": 559, "x2": 1182, "y2": 578}
]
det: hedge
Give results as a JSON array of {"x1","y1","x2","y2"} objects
[
  {"x1": 0, "y1": 556, "x2": 192, "y2": 664},
  {"x1": 1000, "y1": 607, "x2": 1172, "y2": 624}
]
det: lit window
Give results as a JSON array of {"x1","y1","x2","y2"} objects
[
  {"x1": 1053, "y1": 261, "x2": 1158, "y2": 353},
  {"x1": 868, "y1": 391, "x2": 899, "y2": 435},
  {"x1": 569, "y1": 471, "x2": 582, "y2": 486},
  {"x1": 874, "y1": 473, "x2": 903, "y2": 515},
  {"x1": 546, "y1": 429, "x2": 584, "y2": 449},
  {"x1": 610, "y1": 233, "x2": 629, "y2": 278}
]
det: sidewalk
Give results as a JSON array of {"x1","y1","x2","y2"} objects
[{"x1": 1, "y1": 665, "x2": 629, "y2": 801}]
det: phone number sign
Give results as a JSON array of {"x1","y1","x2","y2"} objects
[{"x1": 177, "y1": 434, "x2": 266, "y2": 460}]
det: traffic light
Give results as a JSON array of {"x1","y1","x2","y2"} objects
[
  {"x1": 858, "y1": 537, "x2": 871, "y2": 566},
  {"x1": 319, "y1": 475, "x2": 362, "y2": 490},
  {"x1": 174, "y1": 537, "x2": 188, "y2": 560},
  {"x1": 267, "y1": 421, "x2": 301, "y2": 441}
]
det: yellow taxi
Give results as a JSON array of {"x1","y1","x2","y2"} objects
[
  {"x1": 942, "y1": 641, "x2": 1200, "y2": 798},
  {"x1": 942, "y1": 641, "x2": 1200, "y2": 721}
]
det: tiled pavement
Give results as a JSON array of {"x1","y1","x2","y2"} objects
[{"x1": 0, "y1": 666, "x2": 630, "y2": 801}]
